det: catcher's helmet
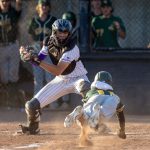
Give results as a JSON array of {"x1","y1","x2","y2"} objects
[
  {"x1": 62, "y1": 11, "x2": 77, "y2": 28},
  {"x1": 52, "y1": 19, "x2": 72, "y2": 35},
  {"x1": 52, "y1": 19, "x2": 72, "y2": 46},
  {"x1": 94, "y1": 71, "x2": 112, "y2": 84}
]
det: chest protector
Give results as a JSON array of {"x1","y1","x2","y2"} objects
[{"x1": 44, "y1": 36, "x2": 78, "y2": 75}]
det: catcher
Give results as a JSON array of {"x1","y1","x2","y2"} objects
[
  {"x1": 64, "y1": 71, "x2": 126, "y2": 146},
  {"x1": 19, "y1": 19, "x2": 90, "y2": 135}
]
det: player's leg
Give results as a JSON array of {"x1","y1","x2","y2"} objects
[
  {"x1": 96, "y1": 95, "x2": 119, "y2": 134},
  {"x1": 64, "y1": 75, "x2": 90, "y2": 127},
  {"x1": 83, "y1": 95, "x2": 113, "y2": 133},
  {"x1": 64, "y1": 105, "x2": 83, "y2": 127},
  {"x1": 20, "y1": 76, "x2": 74, "y2": 134},
  {"x1": 97, "y1": 122, "x2": 111, "y2": 134},
  {"x1": 35, "y1": 76, "x2": 73, "y2": 108},
  {"x1": 78, "y1": 116, "x2": 93, "y2": 146},
  {"x1": 20, "y1": 98, "x2": 40, "y2": 134},
  {"x1": 21, "y1": 75, "x2": 90, "y2": 134},
  {"x1": 87, "y1": 102, "x2": 101, "y2": 129},
  {"x1": 81, "y1": 95, "x2": 102, "y2": 129}
]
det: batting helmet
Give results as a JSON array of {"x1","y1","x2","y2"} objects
[
  {"x1": 101, "y1": 0, "x2": 112, "y2": 7},
  {"x1": 62, "y1": 11, "x2": 77, "y2": 28},
  {"x1": 94, "y1": 71, "x2": 112, "y2": 84},
  {"x1": 38, "y1": 0, "x2": 50, "y2": 6}
]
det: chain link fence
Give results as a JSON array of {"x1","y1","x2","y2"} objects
[
  {"x1": 1, "y1": 0, "x2": 150, "y2": 109},
  {"x1": 113, "y1": 0, "x2": 150, "y2": 48},
  {"x1": 19, "y1": 0, "x2": 150, "y2": 49}
]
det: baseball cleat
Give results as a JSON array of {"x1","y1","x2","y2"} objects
[
  {"x1": 64, "y1": 105, "x2": 83, "y2": 127},
  {"x1": 117, "y1": 129, "x2": 126, "y2": 139},
  {"x1": 88, "y1": 103, "x2": 101, "y2": 129},
  {"x1": 19, "y1": 122, "x2": 40, "y2": 135},
  {"x1": 98, "y1": 123, "x2": 111, "y2": 134}
]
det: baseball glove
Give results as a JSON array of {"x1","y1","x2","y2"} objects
[{"x1": 20, "y1": 46, "x2": 41, "y2": 65}]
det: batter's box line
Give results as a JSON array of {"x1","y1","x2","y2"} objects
[{"x1": 110, "y1": 132, "x2": 150, "y2": 136}]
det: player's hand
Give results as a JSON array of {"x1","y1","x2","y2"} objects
[
  {"x1": 19, "y1": 46, "x2": 31, "y2": 62},
  {"x1": 113, "y1": 21, "x2": 121, "y2": 30},
  {"x1": 19, "y1": 46, "x2": 31, "y2": 60},
  {"x1": 19, "y1": 46, "x2": 41, "y2": 66},
  {"x1": 19, "y1": 46, "x2": 26, "y2": 55}
]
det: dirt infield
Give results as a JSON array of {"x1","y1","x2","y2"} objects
[{"x1": 0, "y1": 108, "x2": 150, "y2": 150}]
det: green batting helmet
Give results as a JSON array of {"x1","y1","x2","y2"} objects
[
  {"x1": 38, "y1": 0, "x2": 50, "y2": 5},
  {"x1": 101, "y1": 0, "x2": 112, "y2": 7},
  {"x1": 62, "y1": 11, "x2": 77, "y2": 28},
  {"x1": 94, "y1": 71, "x2": 112, "y2": 84}
]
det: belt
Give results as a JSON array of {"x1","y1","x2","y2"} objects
[
  {"x1": 97, "y1": 89, "x2": 114, "y2": 96},
  {"x1": 0, "y1": 42, "x2": 14, "y2": 47}
]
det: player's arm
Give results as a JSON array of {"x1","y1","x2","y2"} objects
[
  {"x1": 117, "y1": 28, "x2": 126, "y2": 39},
  {"x1": 19, "y1": 46, "x2": 69, "y2": 75},
  {"x1": 39, "y1": 60, "x2": 70, "y2": 76},
  {"x1": 113, "y1": 21, "x2": 126, "y2": 39},
  {"x1": 116, "y1": 102, "x2": 126, "y2": 139},
  {"x1": 113, "y1": 19, "x2": 126, "y2": 39}
]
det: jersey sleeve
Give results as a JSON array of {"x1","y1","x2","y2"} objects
[
  {"x1": 38, "y1": 36, "x2": 49, "y2": 60},
  {"x1": 38, "y1": 45, "x2": 48, "y2": 60}
]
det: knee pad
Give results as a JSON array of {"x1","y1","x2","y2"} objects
[
  {"x1": 25, "y1": 98, "x2": 40, "y2": 112},
  {"x1": 25, "y1": 98, "x2": 40, "y2": 122}
]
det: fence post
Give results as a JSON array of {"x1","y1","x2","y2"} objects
[{"x1": 79, "y1": 0, "x2": 90, "y2": 53}]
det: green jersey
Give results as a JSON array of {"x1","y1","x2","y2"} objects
[
  {"x1": 0, "y1": 7, "x2": 21, "y2": 43},
  {"x1": 28, "y1": 14, "x2": 56, "y2": 42},
  {"x1": 82, "y1": 88, "x2": 114, "y2": 103},
  {"x1": 92, "y1": 15, "x2": 126, "y2": 48}
]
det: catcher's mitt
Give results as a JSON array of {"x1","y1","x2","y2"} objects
[{"x1": 20, "y1": 46, "x2": 41, "y2": 65}]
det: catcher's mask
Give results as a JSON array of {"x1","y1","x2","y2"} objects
[
  {"x1": 94, "y1": 71, "x2": 112, "y2": 85},
  {"x1": 52, "y1": 19, "x2": 72, "y2": 47}
]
